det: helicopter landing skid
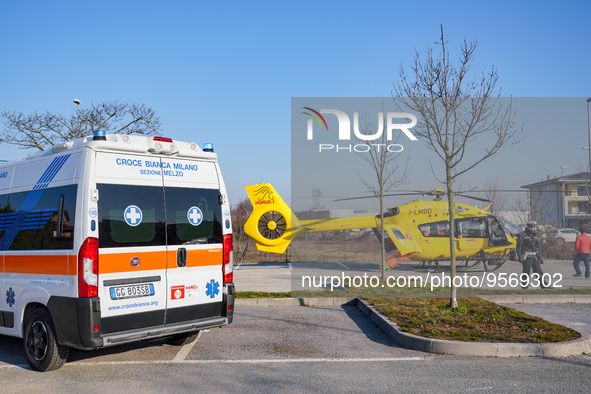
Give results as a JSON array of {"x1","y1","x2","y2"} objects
[{"x1": 414, "y1": 249, "x2": 513, "y2": 273}]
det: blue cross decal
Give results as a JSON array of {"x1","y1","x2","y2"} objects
[
  {"x1": 187, "y1": 206, "x2": 203, "y2": 226},
  {"x1": 124, "y1": 205, "x2": 143, "y2": 227}
]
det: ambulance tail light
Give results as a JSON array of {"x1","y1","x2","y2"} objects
[
  {"x1": 222, "y1": 234, "x2": 233, "y2": 283},
  {"x1": 78, "y1": 237, "x2": 99, "y2": 298}
]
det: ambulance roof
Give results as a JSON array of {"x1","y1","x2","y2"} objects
[{"x1": 1, "y1": 134, "x2": 218, "y2": 165}]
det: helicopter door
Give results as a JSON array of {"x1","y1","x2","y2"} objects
[
  {"x1": 455, "y1": 218, "x2": 488, "y2": 252},
  {"x1": 487, "y1": 216, "x2": 510, "y2": 246},
  {"x1": 384, "y1": 225, "x2": 422, "y2": 255}
]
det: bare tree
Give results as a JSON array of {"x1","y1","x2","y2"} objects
[
  {"x1": 482, "y1": 179, "x2": 510, "y2": 214},
  {"x1": 357, "y1": 110, "x2": 408, "y2": 280},
  {"x1": 511, "y1": 192, "x2": 548, "y2": 227},
  {"x1": 394, "y1": 26, "x2": 521, "y2": 307},
  {"x1": 231, "y1": 197, "x2": 254, "y2": 263},
  {"x1": 1, "y1": 101, "x2": 160, "y2": 151}
]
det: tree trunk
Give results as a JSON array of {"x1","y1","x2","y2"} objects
[
  {"x1": 380, "y1": 188, "x2": 386, "y2": 280},
  {"x1": 447, "y1": 163, "x2": 458, "y2": 308}
]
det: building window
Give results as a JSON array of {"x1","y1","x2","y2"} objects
[{"x1": 578, "y1": 201, "x2": 591, "y2": 214}]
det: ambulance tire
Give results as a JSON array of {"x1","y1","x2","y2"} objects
[
  {"x1": 165, "y1": 331, "x2": 199, "y2": 346},
  {"x1": 23, "y1": 308, "x2": 70, "y2": 372}
]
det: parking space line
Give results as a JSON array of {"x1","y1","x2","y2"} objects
[
  {"x1": 172, "y1": 331, "x2": 202, "y2": 362},
  {"x1": 74, "y1": 356, "x2": 428, "y2": 367},
  {"x1": 0, "y1": 356, "x2": 428, "y2": 370}
]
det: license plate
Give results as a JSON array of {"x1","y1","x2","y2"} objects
[{"x1": 110, "y1": 283, "x2": 155, "y2": 300}]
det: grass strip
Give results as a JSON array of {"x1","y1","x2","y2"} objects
[
  {"x1": 367, "y1": 297, "x2": 581, "y2": 343},
  {"x1": 235, "y1": 291, "x2": 292, "y2": 298}
]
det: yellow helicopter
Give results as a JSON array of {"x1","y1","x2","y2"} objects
[{"x1": 243, "y1": 184, "x2": 521, "y2": 271}]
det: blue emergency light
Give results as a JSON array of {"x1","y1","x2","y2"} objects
[
  {"x1": 93, "y1": 130, "x2": 106, "y2": 141},
  {"x1": 203, "y1": 143, "x2": 214, "y2": 152}
]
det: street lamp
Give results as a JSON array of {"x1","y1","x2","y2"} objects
[
  {"x1": 561, "y1": 166, "x2": 567, "y2": 178},
  {"x1": 73, "y1": 99, "x2": 81, "y2": 134}
]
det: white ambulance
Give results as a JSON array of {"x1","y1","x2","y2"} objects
[{"x1": 0, "y1": 132, "x2": 234, "y2": 371}]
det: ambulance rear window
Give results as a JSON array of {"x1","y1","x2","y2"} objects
[
  {"x1": 165, "y1": 187, "x2": 223, "y2": 245},
  {"x1": 97, "y1": 184, "x2": 166, "y2": 248}
]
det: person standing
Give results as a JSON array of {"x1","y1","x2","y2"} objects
[
  {"x1": 573, "y1": 227, "x2": 591, "y2": 279},
  {"x1": 516, "y1": 221, "x2": 550, "y2": 289}
]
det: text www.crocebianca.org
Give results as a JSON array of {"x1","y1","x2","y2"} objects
[{"x1": 301, "y1": 272, "x2": 563, "y2": 291}]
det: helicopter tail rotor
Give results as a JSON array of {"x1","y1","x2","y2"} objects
[{"x1": 244, "y1": 184, "x2": 299, "y2": 253}]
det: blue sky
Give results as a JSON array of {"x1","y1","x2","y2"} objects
[{"x1": 1, "y1": 1, "x2": 590, "y2": 206}]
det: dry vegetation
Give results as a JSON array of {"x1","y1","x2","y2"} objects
[
  {"x1": 367, "y1": 297, "x2": 581, "y2": 343},
  {"x1": 235, "y1": 230, "x2": 383, "y2": 264}
]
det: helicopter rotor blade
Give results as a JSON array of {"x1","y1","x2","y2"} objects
[
  {"x1": 333, "y1": 187, "x2": 547, "y2": 203},
  {"x1": 383, "y1": 193, "x2": 427, "y2": 198},
  {"x1": 333, "y1": 195, "x2": 375, "y2": 202},
  {"x1": 454, "y1": 194, "x2": 491, "y2": 203},
  {"x1": 333, "y1": 193, "x2": 420, "y2": 202}
]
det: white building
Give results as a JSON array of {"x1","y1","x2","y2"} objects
[{"x1": 522, "y1": 172, "x2": 590, "y2": 228}]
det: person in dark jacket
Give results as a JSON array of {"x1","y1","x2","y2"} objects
[{"x1": 516, "y1": 221, "x2": 550, "y2": 289}]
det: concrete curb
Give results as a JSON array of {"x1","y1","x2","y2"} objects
[
  {"x1": 235, "y1": 297, "x2": 356, "y2": 307},
  {"x1": 481, "y1": 294, "x2": 591, "y2": 304},
  {"x1": 356, "y1": 298, "x2": 591, "y2": 357}
]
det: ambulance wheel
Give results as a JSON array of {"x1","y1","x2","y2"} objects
[
  {"x1": 165, "y1": 331, "x2": 199, "y2": 346},
  {"x1": 23, "y1": 308, "x2": 70, "y2": 372}
]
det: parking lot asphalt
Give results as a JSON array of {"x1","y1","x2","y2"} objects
[{"x1": 2, "y1": 303, "x2": 591, "y2": 393}]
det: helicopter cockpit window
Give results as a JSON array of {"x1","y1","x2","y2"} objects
[
  {"x1": 418, "y1": 221, "x2": 450, "y2": 237},
  {"x1": 455, "y1": 218, "x2": 487, "y2": 238},
  {"x1": 489, "y1": 217, "x2": 504, "y2": 236},
  {"x1": 384, "y1": 207, "x2": 400, "y2": 218},
  {"x1": 487, "y1": 215, "x2": 510, "y2": 246},
  {"x1": 496, "y1": 216, "x2": 522, "y2": 237}
]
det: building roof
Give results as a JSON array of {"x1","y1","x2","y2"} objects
[{"x1": 522, "y1": 172, "x2": 590, "y2": 189}]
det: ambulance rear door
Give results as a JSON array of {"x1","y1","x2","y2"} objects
[
  {"x1": 95, "y1": 152, "x2": 169, "y2": 333},
  {"x1": 160, "y1": 156, "x2": 225, "y2": 324}
]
